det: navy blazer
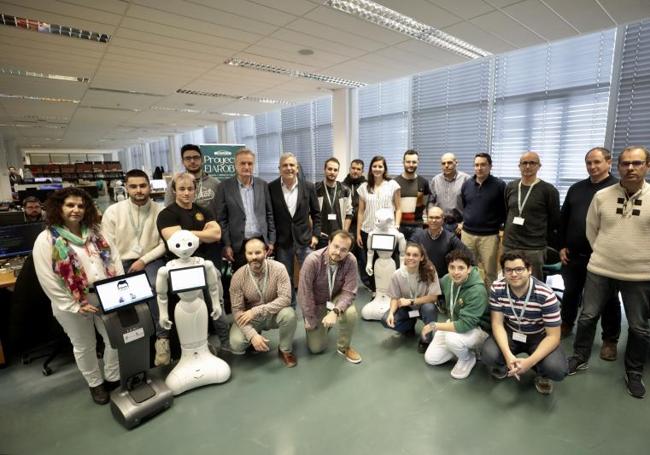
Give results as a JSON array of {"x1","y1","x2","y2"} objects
[
  {"x1": 268, "y1": 178, "x2": 321, "y2": 248},
  {"x1": 215, "y1": 176, "x2": 276, "y2": 253}
]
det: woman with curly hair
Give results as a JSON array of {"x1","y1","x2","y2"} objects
[
  {"x1": 381, "y1": 242, "x2": 440, "y2": 353},
  {"x1": 33, "y1": 187, "x2": 124, "y2": 405}
]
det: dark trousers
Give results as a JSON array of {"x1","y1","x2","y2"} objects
[
  {"x1": 561, "y1": 255, "x2": 620, "y2": 341},
  {"x1": 573, "y1": 272, "x2": 650, "y2": 374},
  {"x1": 399, "y1": 224, "x2": 420, "y2": 242},
  {"x1": 482, "y1": 329, "x2": 568, "y2": 381},
  {"x1": 380, "y1": 303, "x2": 438, "y2": 342}
]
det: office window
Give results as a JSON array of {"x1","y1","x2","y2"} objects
[
  {"x1": 255, "y1": 111, "x2": 282, "y2": 182},
  {"x1": 611, "y1": 19, "x2": 650, "y2": 160},
  {"x1": 411, "y1": 58, "x2": 491, "y2": 179},
  {"x1": 234, "y1": 116, "x2": 257, "y2": 152},
  {"x1": 358, "y1": 78, "x2": 409, "y2": 177},
  {"x1": 149, "y1": 138, "x2": 170, "y2": 171},
  {"x1": 491, "y1": 30, "x2": 615, "y2": 198},
  {"x1": 203, "y1": 125, "x2": 219, "y2": 143},
  {"x1": 313, "y1": 97, "x2": 334, "y2": 182}
]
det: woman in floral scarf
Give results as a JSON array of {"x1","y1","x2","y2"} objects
[{"x1": 33, "y1": 187, "x2": 124, "y2": 405}]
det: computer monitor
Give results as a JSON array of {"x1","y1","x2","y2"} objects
[
  {"x1": 0, "y1": 222, "x2": 45, "y2": 258},
  {"x1": 94, "y1": 271, "x2": 154, "y2": 313},
  {"x1": 369, "y1": 233, "x2": 396, "y2": 251},
  {"x1": 150, "y1": 179, "x2": 167, "y2": 191},
  {"x1": 168, "y1": 265, "x2": 207, "y2": 293},
  {"x1": 0, "y1": 211, "x2": 26, "y2": 226}
]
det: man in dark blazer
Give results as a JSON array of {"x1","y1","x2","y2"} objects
[
  {"x1": 269, "y1": 153, "x2": 321, "y2": 297},
  {"x1": 215, "y1": 148, "x2": 276, "y2": 271}
]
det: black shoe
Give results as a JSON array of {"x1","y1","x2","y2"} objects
[
  {"x1": 417, "y1": 339, "x2": 429, "y2": 354},
  {"x1": 567, "y1": 356, "x2": 588, "y2": 376},
  {"x1": 625, "y1": 372, "x2": 646, "y2": 399},
  {"x1": 105, "y1": 380, "x2": 121, "y2": 392},
  {"x1": 89, "y1": 384, "x2": 110, "y2": 405},
  {"x1": 403, "y1": 328, "x2": 416, "y2": 338}
]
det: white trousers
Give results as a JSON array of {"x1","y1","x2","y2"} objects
[
  {"x1": 424, "y1": 327, "x2": 489, "y2": 365},
  {"x1": 54, "y1": 309, "x2": 120, "y2": 387}
]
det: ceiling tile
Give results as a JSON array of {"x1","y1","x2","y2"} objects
[
  {"x1": 503, "y1": 0, "x2": 577, "y2": 41},
  {"x1": 376, "y1": 0, "x2": 463, "y2": 27},
  {"x1": 598, "y1": 0, "x2": 650, "y2": 24},
  {"x1": 471, "y1": 10, "x2": 544, "y2": 47},
  {"x1": 542, "y1": 0, "x2": 615, "y2": 33}
]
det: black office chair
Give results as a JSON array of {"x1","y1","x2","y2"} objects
[{"x1": 10, "y1": 254, "x2": 71, "y2": 376}]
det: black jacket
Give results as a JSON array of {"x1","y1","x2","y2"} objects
[{"x1": 269, "y1": 178, "x2": 321, "y2": 248}]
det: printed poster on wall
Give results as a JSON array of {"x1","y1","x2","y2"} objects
[{"x1": 199, "y1": 144, "x2": 244, "y2": 181}]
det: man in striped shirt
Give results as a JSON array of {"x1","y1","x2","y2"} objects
[{"x1": 481, "y1": 251, "x2": 567, "y2": 394}]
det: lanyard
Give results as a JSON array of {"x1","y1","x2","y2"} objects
[
  {"x1": 517, "y1": 179, "x2": 538, "y2": 215},
  {"x1": 247, "y1": 261, "x2": 268, "y2": 304},
  {"x1": 448, "y1": 282, "x2": 462, "y2": 318},
  {"x1": 327, "y1": 263, "x2": 338, "y2": 301},
  {"x1": 506, "y1": 277, "x2": 533, "y2": 331},
  {"x1": 323, "y1": 182, "x2": 338, "y2": 213},
  {"x1": 127, "y1": 202, "x2": 150, "y2": 242}
]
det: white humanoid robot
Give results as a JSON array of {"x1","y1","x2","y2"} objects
[
  {"x1": 361, "y1": 208, "x2": 406, "y2": 320},
  {"x1": 156, "y1": 230, "x2": 231, "y2": 395}
]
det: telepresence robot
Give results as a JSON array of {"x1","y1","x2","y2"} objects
[
  {"x1": 361, "y1": 208, "x2": 406, "y2": 321},
  {"x1": 156, "y1": 230, "x2": 231, "y2": 396},
  {"x1": 94, "y1": 271, "x2": 173, "y2": 430}
]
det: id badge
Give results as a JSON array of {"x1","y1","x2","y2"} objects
[
  {"x1": 408, "y1": 309, "x2": 420, "y2": 318},
  {"x1": 326, "y1": 301, "x2": 335, "y2": 310},
  {"x1": 512, "y1": 331, "x2": 527, "y2": 343},
  {"x1": 132, "y1": 243, "x2": 143, "y2": 255},
  {"x1": 513, "y1": 216, "x2": 525, "y2": 226},
  {"x1": 328, "y1": 213, "x2": 337, "y2": 220}
]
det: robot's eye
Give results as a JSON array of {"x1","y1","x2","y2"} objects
[
  {"x1": 188, "y1": 242, "x2": 193, "y2": 247},
  {"x1": 175, "y1": 243, "x2": 180, "y2": 248}
]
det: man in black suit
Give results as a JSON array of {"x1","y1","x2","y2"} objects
[
  {"x1": 215, "y1": 148, "x2": 276, "y2": 271},
  {"x1": 269, "y1": 153, "x2": 321, "y2": 298}
]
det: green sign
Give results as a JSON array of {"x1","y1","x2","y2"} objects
[{"x1": 199, "y1": 144, "x2": 244, "y2": 180}]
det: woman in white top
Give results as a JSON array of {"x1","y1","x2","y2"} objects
[
  {"x1": 33, "y1": 187, "x2": 124, "y2": 405},
  {"x1": 356, "y1": 156, "x2": 401, "y2": 291}
]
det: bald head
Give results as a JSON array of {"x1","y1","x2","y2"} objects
[
  {"x1": 519, "y1": 151, "x2": 541, "y2": 181},
  {"x1": 441, "y1": 153, "x2": 458, "y2": 178},
  {"x1": 245, "y1": 238, "x2": 266, "y2": 252},
  {"x1": 426, "y1": 205, "x2": 444, "y2": 234}
]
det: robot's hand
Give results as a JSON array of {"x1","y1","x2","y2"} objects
[
  {"x1": 366, "y1": 264, "x2": 374, "y2": 276},
  {"x1": 160, "y1": 317, "x2": 173, "y2": 330},
  {"x1": 210, "y1": 305, "x2": 223, "y2": 320}
]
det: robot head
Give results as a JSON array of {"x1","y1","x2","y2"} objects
[
  {"x1": 167, "y1": 230, "x2": 200, "y2": 259},
  {"x1": 374, "y1": 208, "x2": 394, "y2": 230}
]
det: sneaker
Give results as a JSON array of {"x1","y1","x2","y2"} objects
[
  {"x1": 600, "y1": 340, "x2": 617, "y2": 361},
  {"x1": 567, "y1": 356, "x2": 588, "y2": 375},
  {"x1": 89, "y1": 384, "x2": 109, "y2": 405},
  {"x1": 278, "y1": 348, "x2": 297, "y2": 368},
  {"x1": 625, "y1": 372, "x2": 646, "y2": 399},
  {"x1": 337, "y1": 346, "x2": 362, "y2": 364},
  {"x1": 450, "y1": 354, "x2": 477, "y2": 379},
  {"x1": 417, "y1": 339, "x2": 429, "y2": 354},
  {"x1": 154, "y1": 338, "x2": 171, "y2": 366},
  {"x1": 490, "y1": 367, "x2": 508, "y2": 380},
  {"x1": 534, "y1": 376, "x2": 554, "y2": 395}
]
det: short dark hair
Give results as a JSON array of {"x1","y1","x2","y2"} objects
[
  {"x1": 585, "y1": 147, "x2": 611, "y2": 161},
  {"x1": 500, "y1": 250, "x2": 532, "y2": 270},
  {"x1": 324, "y1": 157, "x2": 340, "y2": 169},
  {"x1": 23, "y1": 196, "x2": 41, "y2": 205},
  {"x1": 44, "y1": 187, "x2": 100, "y2": 229},
  {"x1": 125, "y1": 169, "x2": 150, "y2": 183},
  {"x1": 180, "y1": 144, "x2": 202, "y2": 159},
  {"x1": 351, "y1": 159, "x2": 364, "y2": 168},
  {"x1": 474, "y1": 152, "x2": 492, "y2": 166},
  {"x1": 446, "y1": 249, "x2": 473, "y2": 268},
  {"x1": 618, "y1": 145, "x2": 650, "y2": 165},
  {"x1": 330, "y1": 229, "x2": 353, "y2": 245},
  {"x1": 403, "y1": 149, "x2": 419, "y2": 159}
]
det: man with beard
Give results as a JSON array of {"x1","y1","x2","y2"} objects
[
  {"x1": 315, "y1": 157, "x2": 352, "y2": 249},
  {"x1": 395, "y1": 150, "x2": 431, "y2": 241},
  {"x1": 22, "y1": 196, "x2": 44, "y2": 222},
  {"x1": 429, "y1": 153, "x2": 470, "y2": 233}
]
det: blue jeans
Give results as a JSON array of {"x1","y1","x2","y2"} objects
[
  {"x1": 275, "y1": 244, "x2": 312, "y2": 304},
  {"x1": 381, "y1": 303, "x2": 438, "y2": 342},
  {"x1": 122, "y1": 258, "x2": 167, "y2": 338},
  {"x1": 481, "y1": 329, "x2": 568, "y2": 381},
  {"x1": 573, "y1": 271, "x2": 650, "y2": 374}
]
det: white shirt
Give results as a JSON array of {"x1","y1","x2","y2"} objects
[
  {"x1": 357, "y1": 179, "x2": 401, "y2": 233},
  {"x1": 281, "y1": 178, "x2": 299, "y2": 217}
]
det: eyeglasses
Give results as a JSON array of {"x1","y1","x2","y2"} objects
[
  {"x1": 519, "y1": 161, "x2": 540, "y2": 167},
  {"x1": 183, "y1": 155, "x2": 202, "y2": 162},
  {"x1": 504, "y1": 267, "x2": 528, "y2": 275},
  {"x1": 620, "y1": 160, "x2": 647, "y2": 168}
]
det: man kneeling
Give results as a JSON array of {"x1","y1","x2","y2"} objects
[
  {"x1": 482, "y1": 251, "x2": 567, "y2": 394},
  {"x1": 229, "y1": 239, "x2": 297, "y2": 367}
]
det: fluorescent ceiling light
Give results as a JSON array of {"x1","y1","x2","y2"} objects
[
  {"x1": 0, "y1": 13, "x2": 110, "y2": 42},
  {"x1": 224, "y1": 58, "x2": 367, "y2": 88},
  {"x1": 0, "y1": 93, "x2": 79, "y2": 103},
  {"x1": 150, "y1": 105, "x2": 250, "y2": 117},
  {"x1": 0, "y1": 68, "x2": 89, "y2": 83},
  {"x1": 176, "y1": 89, "x2": 292, "y2": 105},
  {"x1": 326, "y1": 0, "x2": 490, "y2": 59},
  {"x1": 88, "y1": 87, "x2": 164, "y2": 97}
]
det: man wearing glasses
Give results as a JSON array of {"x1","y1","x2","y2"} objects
[
  {"x1": 503, "y1": 152, "x2": 560, "y2": 280},
  {"x1": 568, "y1": 146, "x2": 650, "y2": 399},
  {"x1": 482, "y1": 251, "x2": 567, "y2": 395}
]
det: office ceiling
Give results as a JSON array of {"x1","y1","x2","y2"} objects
[{"x1": 1, "y1": 0, "x2": 649, "y2": 151}]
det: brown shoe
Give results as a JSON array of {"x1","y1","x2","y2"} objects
[
  {"x1": 600, "y1": 340, "x2": 617, "y2": 361},
  {"x1": 337, "y1": 346, "x2": 362, "y2": 364},
  {"x1": 278, "y1": 348, "x2": 297, "y2": 368}
]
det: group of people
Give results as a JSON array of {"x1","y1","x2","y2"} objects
[{"x1": 30, "y1": 143, "x2": 650, "y2": 404}]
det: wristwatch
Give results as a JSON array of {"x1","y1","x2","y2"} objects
[{"x1": 332, "y1": 307, "x2": 342, "y2": 316}]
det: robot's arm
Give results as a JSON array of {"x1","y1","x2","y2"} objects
[
  {"x1": 156, "y1": 266, "x2": 173, "y2": 330},
  {"x1": 205, "y1": 260, "x2": 223, "y2": 320},
  {"x1": 366, "y1": 232, "x2": 375, "y2": 276},
  {"x1": 397, "y1": 233, "x2": 407, "y2": 268}
]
